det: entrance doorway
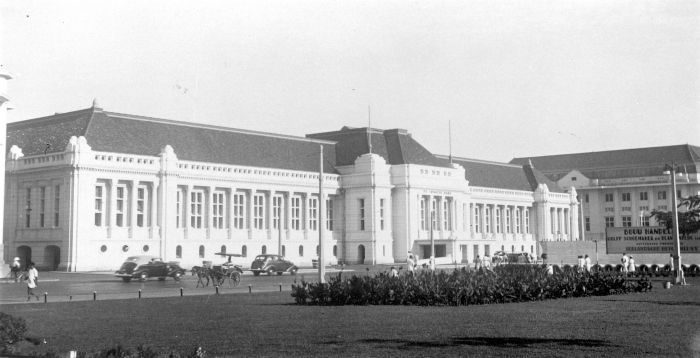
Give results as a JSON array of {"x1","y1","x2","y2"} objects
[
  {"x1": 16, "y1": 246, "x2": 31, "y2": 270},
  {"x1": 45, "y1": 245, "x2": 61, "y2": 271},
  {"x1": 420, "y1": 244, "x2": 446, "y2": 260},
  {"x1": 357, "y1": 245, "x2": 365, "y2": 264}
]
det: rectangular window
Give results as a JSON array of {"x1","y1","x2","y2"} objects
[
  {"x1": 585, "y1": 217, "x2": 591, "y2": 231},
  {"x1": 359, "y1": 198, "x2": 365, "y2": 231},
  {"x1": 484, "y1": 244, "x2": 490, "y2": 257},
  {"x1": 485, "y1": 207, "x2": 491, "y2": 233},
  {"x1": 54, "y1": 185, "x2": 60, "y2": 227},
  {"x1": 291, "y1": 196, "x2": 302, "y2": 230},
  {"x1": 190, "y1": 191, "x2": 203, "y2": 228},
  {"x1": 515, "y1": 209, "x2": 521, "y2": 234},
  {"x1": 474, "y1": 206, "x2": 481, "y2": 233},
  {"x1": 420, "y1": 198, "x2": 427, "y2": 231},
  {"x1": 212, "y1": 192, "x2": 225, "y2": 229},
  {"x1": 39, "y1": 187, "x2": 46, "y2": 227},
  {"x1": 94, "y1": 185, "x2": 104, "y2": 226},
  {"x1": 639, "y1": 192, "x2": 648, "y2": 201},
  {"x1": 443, "y1": 199, "x2": 452, "y2": 231},
  {"x1": 677, "y1": 190, "x2": 682, "y2": 199},
  {"x1": 622, "y1": 216, "x2": 632, "y2": 227},
  {"x1": 658, "y1": 191, "x2": 666, "y2": 200},
  {"x1": 524, "y1": 209, "x2": 530, "y2": 234},
  {"x1": 233, "y1": 192, "x2": 246, "y2": 229},
  {"x1": 326, "y1": 199, "x2": 333, "y2": 231},
  {"x1": 254, "y1": 193, "x2": 265, "y2": 230},
  {"x1": 605, "y1": 193, "x2": 614, "y2": 202},
  {"x1": 495, "y1": 207, "x2": 502, "y2": 233},
  {"x1": 640, "y1": 215, "x2": 649, "y2": 226},
  {"x1": 25, "y1": 187, "x2": 31, "y2": 228},
  {"x1": 585, "y1": 194, "x2": 589, "y2": 203},
  {"x1": 621, "y1": 193, "x2": 631, "y2": 202},
  {"x1": 176, "y1": 190, "x2": 182, "y2": 228},
  {"x1": 136, "y1": 186, "x2": 146, "y2": 227},
  {"x1": 380, "y1": 199, "x2": 385, "y2": 230},
  {"x1": 273, "y1": 195, "x2": 283, "y2": 230},
  {"x1": 308, "y1": 197, "x2": 318, "y2": 231},
  {"x1": 505, "y1": 208, "x2": 512, "y2": 233},
  {"x1": 431, "y1": 198, "x2": 439, "y2": 230},
  {"x1": 605, "y1": 216, "x2": 615, "y2": 228},
  {"x1": 116, "y1": 185, "x2": 125, "y2": 227}
]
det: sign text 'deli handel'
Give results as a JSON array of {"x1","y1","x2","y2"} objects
[{"x1": 605, "y1": 226, "x2": 700, "y2": 254}]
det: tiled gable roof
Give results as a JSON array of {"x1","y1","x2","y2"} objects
[
  {"x1": 510, "y1": 144, "x2": 700, "y2": 180},
  {"x1": 307, "y1": 127, "x2": 452, "y2": 168},
  {"x1": 446, "y1": 156, "x2": 564, "y2": 192},
  {"x1": 8, "y1": 108, "x2": 338, "y2": 173},
  {"x1": 7, "y1": 108, "x2": 94, "y2": 156}
]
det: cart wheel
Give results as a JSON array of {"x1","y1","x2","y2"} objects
[{"x1": 231, "y1": 272, "x2": 241, "y2": 287}]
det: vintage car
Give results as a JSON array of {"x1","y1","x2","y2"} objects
[
  {"x1": 115, "y1": 255, "x2": 186, "y2": 282},
  {"x1": 250, "y1": 254, "x2": 298, "y2": 276}
]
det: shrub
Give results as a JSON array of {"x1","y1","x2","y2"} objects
[
  {"x1": 0, "y1": 311, "x2": 28, "y2": 353},
  {"x1": 291, "y1": 265, "x2": 653, "y2": 306}
]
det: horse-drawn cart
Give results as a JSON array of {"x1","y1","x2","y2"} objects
[{"x1": 192, "y1": 252, "x2": 244, "y2": 288}]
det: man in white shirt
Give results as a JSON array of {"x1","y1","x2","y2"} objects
[
  {"x1": 584, "y1": 254, "x2": 592, "y2": 272},
  {"x1": 26, "y1": 262, "x2": 40, "y2": 301},
  {"x1": 621, "y1": 253, "x2": 629, "y2": 274}
]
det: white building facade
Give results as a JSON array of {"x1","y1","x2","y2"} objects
[{"x1": 4, "y1": 105, "x2": 577, "y2": 271}]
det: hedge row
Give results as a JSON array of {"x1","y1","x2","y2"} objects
[{"x1": 291, "y1": 265, "x2": 653, "y2": 306}]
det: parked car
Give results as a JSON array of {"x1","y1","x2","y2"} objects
[
  {"x1": 115, "y1": 256, "x2": 186, "y2": 282},
  {"x1": 250, "y1": 254, "x2": 298, "y2": 276}
]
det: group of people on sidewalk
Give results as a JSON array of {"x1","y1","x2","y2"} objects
[{"x1": 8, "y1": 257, "x2": 40, "y2": 301}]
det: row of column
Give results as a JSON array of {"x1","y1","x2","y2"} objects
[
  {"x1": 549, "y1": 207, "x2": 572, "y2": 240},
  {"x1": 471, "y1": 203, "x2": 531, "y2": 235}
]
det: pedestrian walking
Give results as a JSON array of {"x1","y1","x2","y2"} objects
[
  {"x1": 621, "y1": 253, "x2": 629, "y2": 274},
  {"x1": 26, "y1": 262, "x2": 40, "y2": 301},
  {"x1": 474, "y1": 255, "x2": 482, "y2": 270},
  {"x1": 389, "y1": 266, "x2": 399, "y2": 278},
  {"x1": 628, "y1": 256, "x2": 636, "y2": 275},
  {"x1": 10, "y1": 257, "x2": 21, "y2": 282},
  {"x1": 577, "y1": 255, "x2": 585, "y2": 272},
  {"x1": 584, "y1": 254, "x2": 592, "y2": 272},
  {"x1": 406, "y1": 253, "x2": 416, "y2": 274}
]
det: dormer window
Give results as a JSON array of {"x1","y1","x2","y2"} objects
[{"x1": 571, "y1": 177, "x2": 577, "y2": 181}]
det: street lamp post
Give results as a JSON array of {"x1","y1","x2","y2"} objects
[
  {"x1": 664, "y1": 164, "x2": 683, "y2": 285},
  {"x1": 594, "y1": 239, "x2": 599, "y2": 265}
]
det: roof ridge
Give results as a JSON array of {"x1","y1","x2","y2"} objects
[
  {"x1": 443, "y1": 154, "x2": 521, "y2": 167},
  {"x1": 8, "y1": 107, "x2": 95, "y2": 127},
  {"x1": 512, "y1": 144, "x2": 699, "y2": 161},
  {"x1": 103, "y1": 111, "x2": 337, "y2": 145}
]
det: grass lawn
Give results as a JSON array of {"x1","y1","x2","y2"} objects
[{"x1": 2, "y1": 277, "x2": 700, "y2": 357}]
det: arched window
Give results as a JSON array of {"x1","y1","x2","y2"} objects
[
  {"x1": 199, "y1": 245, "x2": 205, "y2": 258},
  {"x1": 242, "y1": 245, "x2": 247, "y2": 257},
  {"x1": 262, "y1": 245, "x2": 267, "y2": 254},
  {"x1": 176, "y1": 245, "x2": 182, "y2": 258},
  {"x1": 282, "y1": 245, "x2": 286, "y2": 257},
  {"x1": 299, "y1": 245, "x2": 304, "y2": 257},
  {"x1": 333, "y1": 245, "x2": 337, "y2": 257},
  {"x1": 221, "y1": 245, "x2": 227, "y2": 254}
]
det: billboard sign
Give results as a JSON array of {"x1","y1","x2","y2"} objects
[{"x1": 605, "y1": 226, "x2": 700, "y2": 254}]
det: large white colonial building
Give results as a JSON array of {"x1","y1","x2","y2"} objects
[
  {"x1": 3, "y1": 103, "x2": 579, "y2": 271},
  {"x1": 511, "y1": 146, "x2": 700, "y2": 243}
]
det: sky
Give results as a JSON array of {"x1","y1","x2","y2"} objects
[{"x1": 1, "y1": 0, "x2": 698, "y2": 162}]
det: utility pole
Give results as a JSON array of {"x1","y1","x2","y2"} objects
[{"x1": 318, "y1": 145, "x2": 325, "y2": 283}]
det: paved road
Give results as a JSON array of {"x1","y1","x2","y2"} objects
[{"x1": 0, "y1": 268, "x2": 355, "y2": 304}]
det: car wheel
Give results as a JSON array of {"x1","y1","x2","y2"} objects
[
  {"x1": 158, "y1": 277, "x2": 166, "y2": 281},
  {"x1": 122, "y1": 277, "x2": 131, "y2": 283},
  {"x1": 173, "y1": 272, "x2": 182, "y2": 282},
  {"x1": 140, "y1": 272, "x2": 148, "y2": 281},
  {"x1": 267, "y1": 267, "x2": 275, "y2": 276},
  {"x1": 277, "y1": 271, "x2": 283, "y2": 276},
  {"x1": 253, "y1": 271, "x2": 260, "y2": 276},
  {"x1": 290, "y1": 267, "x2": 298, "y2": 275}
]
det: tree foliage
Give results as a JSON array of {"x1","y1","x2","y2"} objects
[{"x1": 651, "y1": 195, "x2": 700, "y2": 236}]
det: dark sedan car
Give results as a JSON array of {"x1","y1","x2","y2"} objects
[
  {"x1": 115, "y1": 256, "x2": 186, "y2": 282},
  {"x1": 250, "y1": 254, "x2": 298, "y2": 276}
]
